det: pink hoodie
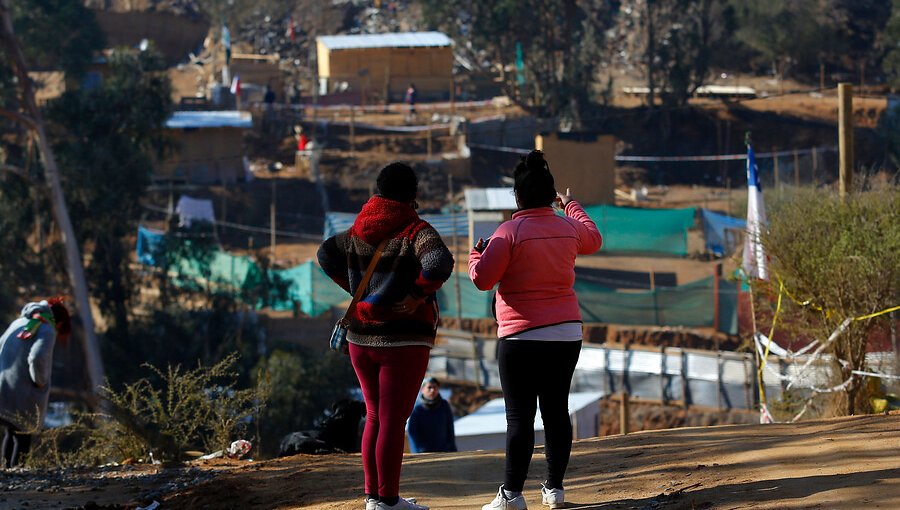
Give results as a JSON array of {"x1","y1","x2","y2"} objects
[{"x1": 468, "y1": 201, "x2": 602, "y2": 338}]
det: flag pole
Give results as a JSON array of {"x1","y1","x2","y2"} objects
[{"x1": 744, "y1": 131, "x2": 772, "y2": 423}]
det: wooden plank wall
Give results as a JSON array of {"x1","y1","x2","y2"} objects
[{"x1": 319, "y1": 45, "x2": 453, "y2": 101}]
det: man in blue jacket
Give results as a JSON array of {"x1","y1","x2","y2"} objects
[{"x1": 407, "y1": 377, "x2": 456, "y2": 453}]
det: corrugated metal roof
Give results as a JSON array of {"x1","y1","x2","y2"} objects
[
  {"x1": 166, "y1": 111, "x2": 253, "y2": 129},
  {"x1": 464, "y1": 188, "x2": 518, "y2": 211},
  {"x1": 317, "y1": 31, "x2": 452, "y2": 50},
  {"x1": 324, "y1": 211, "x2": 467, "y2": 239}
]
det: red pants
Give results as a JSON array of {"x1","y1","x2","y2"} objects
[{"x1": 349, "y1": 343, "x2": 430, "y2": 498}]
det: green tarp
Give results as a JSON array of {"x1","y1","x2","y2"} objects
[{"x1": 582, "y1": 205, "x2": 696, "y2": 255}]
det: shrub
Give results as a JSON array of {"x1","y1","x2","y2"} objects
[
  {"x1": 761, "y1": 186, "x2": 900, "y2": 415},
  {"x1": 102, "y1": 353, "x2": 269, "y2": 462},
  {"x1": 26, "y1": 353, "x2": 270, "y2": 467},
  {"x1": 253, "y1": 348, "x2": 359, "y2": 458}
]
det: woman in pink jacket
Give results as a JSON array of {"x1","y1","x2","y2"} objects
[{"x1": 469, "y1": 151, "x2": 602, "y2": 510}]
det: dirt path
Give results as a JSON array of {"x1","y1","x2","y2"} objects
[
  {"x1": 165, "y1": 413, "x2": 900, "y2": 509},
  {"x1": 3, "y1": 414, "x2": 898, "y2": 509}
]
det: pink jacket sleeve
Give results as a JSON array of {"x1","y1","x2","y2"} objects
[
  {"x1": 467, "y1": 233, "x2": 511, "y2": 291},
  {"x1": 564, "y1": 201, "x2": 602, "y2": 254}
]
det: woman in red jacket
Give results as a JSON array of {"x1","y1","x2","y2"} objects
[
  {"x1": 319, "y1": 163, "x2": 454, "y2": 510},
  {"x1": 468, "y1": 150, "x2": 602, "y2": 510}
]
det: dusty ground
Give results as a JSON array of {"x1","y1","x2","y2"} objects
[{"x1": 4, "y1": 413, "x2": 898, "y2": 509}]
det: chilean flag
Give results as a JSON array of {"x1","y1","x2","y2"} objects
[
  {"x1": 286, "y1": 17, "x2": 296, "y2": 41},
  {"x1": 742, "y1": 144, "x2": 768, "y2": 280},
  {"x1": 230, "y1": 74, "x2": 241, "y2": 96}
]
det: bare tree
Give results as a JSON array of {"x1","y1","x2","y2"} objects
[{"x1": 0, "y1": 0, "x2": 104, "y2": 409}]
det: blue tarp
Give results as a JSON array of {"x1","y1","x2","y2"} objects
[
  {"x1": 136, "y1": 226, "x2": 165, "y2": 266},
  {"x1": 701, "y1": 209, "x2": 746, "y2": 257}
]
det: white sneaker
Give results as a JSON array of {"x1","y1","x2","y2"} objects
[
  {"x1": 482, "y1": 485, "x2": 528, "y2": 510},
  {"x1": 540, "y1": 484, "x2": 564, "y2": 509},
  {"x1": 375, "y1": 497, "x2": 427, "y2": 510},
  {"x1": 368, "y1": 497, "x2": 418, "y2": 510}
]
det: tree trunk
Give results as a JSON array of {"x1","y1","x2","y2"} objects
[{"x1": 0, "y1": 0, "x2": 105, "y2": 409}]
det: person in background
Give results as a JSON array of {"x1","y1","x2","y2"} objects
[
  {"x1": 405, "y1": 83, "x2": 417, "y2": 120},
  {"x1": 295, "y1": 125, "x2": 309, "y2": 152},
  {"x1": 468, "y1": 150, "x2": 602, "y2": 510},
  {"x1": 318, "y1": 162, "x2": 454, "y2": 510},
  {"x1": 407, "y1": 377, "x2": 456, "y2": 453},
  {"x1": 0, "y1": 298, "x2": 71, "y2": 468},
  {"x1": 264, "y1": 83, "x2": 276, "y2": 105}
]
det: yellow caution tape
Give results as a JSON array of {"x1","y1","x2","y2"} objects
[
  {"x1": 753, "y1": 277, "x2": 897, "y2": 408},
  {"x1": 853, "y1": 304, "x2": 900, "y2": 322}
]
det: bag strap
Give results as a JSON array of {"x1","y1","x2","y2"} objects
[{"x1": 341, "y1": 236, "x2": 392, "y2": 324}]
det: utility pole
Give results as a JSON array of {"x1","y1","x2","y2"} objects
[
  {"x1": 0, "y1": 1, "x2": 104, "y2": 408},
  {"x1": 448, "y1": 174, "x2": 462, "y2": 323},
  {"x1": 270, "y1": 176, "x2": 277, "y2": 260},
  {"x1": 838, "y1": 83, "x2": 854, "y2": 199}
]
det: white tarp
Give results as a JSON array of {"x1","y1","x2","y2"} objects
[{"x1": 176, "y1": 196, "x2": 215, "y2": 227}]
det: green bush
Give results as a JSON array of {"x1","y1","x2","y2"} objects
[
  {"x1": 102, "y1": 353, "x2": 269, "y2": 462},
  {"x1": 761, "y1": 186, "x2": 900, "y2": 415},
  {"x1": 253, "y1": 348, "x2": 359, "y2": 458}
]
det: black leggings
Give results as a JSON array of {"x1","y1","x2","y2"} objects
[
  {"x1": 498, "y1": 339, "x2": 581, "y2": 492},
  {"x1": 2, "y1": 425, "x2": 32, "y2": 468}
]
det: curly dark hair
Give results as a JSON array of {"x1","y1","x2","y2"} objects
[{"x1": 376, "y1": 162, "x2": 418, "y2": 203}]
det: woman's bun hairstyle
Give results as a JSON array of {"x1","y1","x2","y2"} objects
[{"x1": 513, "y1": 150, "x2": 556, "y2": 209}]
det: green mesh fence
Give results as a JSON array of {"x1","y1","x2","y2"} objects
[
  {"x1": 582, "y1": 205, "x2": 697, "y2": 255},
  {"x1": 144, "y1": 232, "x2": 734, "y2": 332},
  {"x1": 575, "y1": 275, "x2": 738, "y2": 333},
  {"x1": 270, "y1": 262, "x2": 349, "y2": 317},
  {"x1": 436, "y1": 272, "x2": 737, "y2": 334},
  {"x1": 157, "y1": 237, "x2": 348, "y2": 317},
  {"x1": 436, "y1": 273, "x2": 495, "y2": 319},
  {"x1": 167, "y1": 241, "x2": 263, "y2": 293}
]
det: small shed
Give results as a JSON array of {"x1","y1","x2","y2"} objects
[
  {"x1": 159, "y1": 111, "x2": 252, "y2": 184},
  {"x1": 453, "y1": 392, "x2": 603, "y2": 452},
  {"x1": 535, "y1": 132, "x2": 616, "y2": 206},
  {"x1": 464, "y1": 187, "x2": 517, "y2": 248},
  {"x1": 316, "y1": 31, "x2": 453, "y2": 102}
]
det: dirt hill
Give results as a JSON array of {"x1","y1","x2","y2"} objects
[{"x1": 4, "y1": 413, "x2": 899, "y2": 509}]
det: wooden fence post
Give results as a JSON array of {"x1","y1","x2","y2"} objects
[
  {"x1": 349, "y1": 105, "x2": 356, "y2": 154},
  {"x1": 838, "y1": 83, "x2": 854, "y2": 199},
  {"x1": 620, "y1": 392, "x2": 630, "y2": 435}
]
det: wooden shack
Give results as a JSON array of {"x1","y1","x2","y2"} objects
[
  {"x1": 535, "y1": 132, "x2": 616, "y2": 205},
  {"x1": 158, "y1": 111, "x2": 252, "y2": 184},
  {"x1": 316, "y1": 31, "x2": 453, "y2": 102},
  {"x1": 230, "y1": 53, "x2": 285, "y2": 102}
]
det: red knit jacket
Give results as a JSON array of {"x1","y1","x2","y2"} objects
[{"x1": 318, "y1": 196, "x2": 454, "y2": 347}]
